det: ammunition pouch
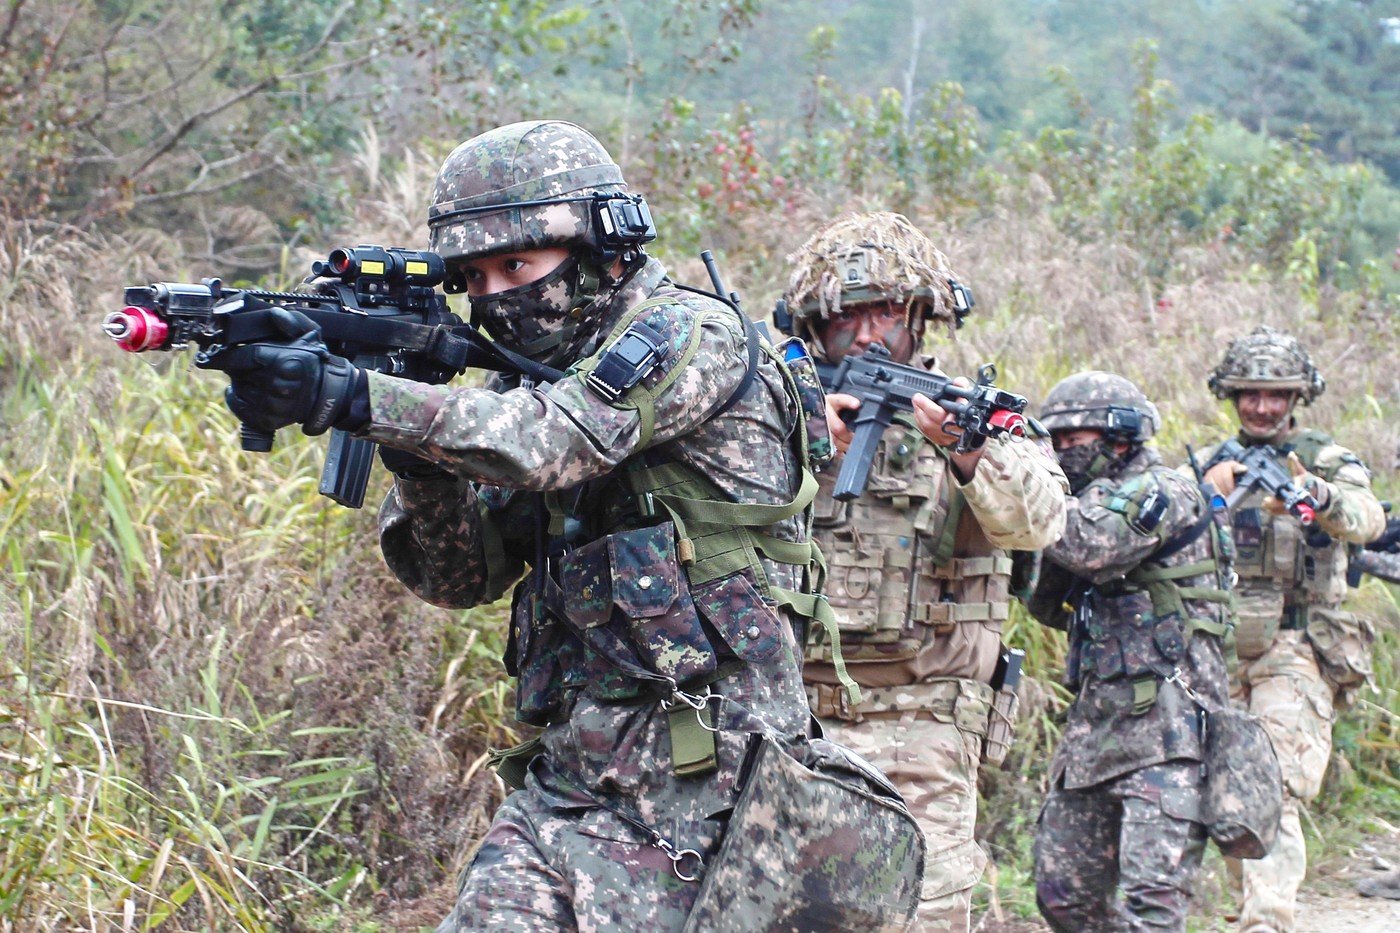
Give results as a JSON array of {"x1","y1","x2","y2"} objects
[
  {"x1": 553, "y1": 521, "x2": 784, "y2": 700},
  {"x1": 1305, "y1": 605, "x2": 1375, "y2": 696},
  {"x1": 682, "y1": 734, "x2": 923, "y2": 931}
]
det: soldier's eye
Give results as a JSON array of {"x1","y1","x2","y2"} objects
[{"x1": 504, "y1": 258, "x2": 526, "y2": 273}]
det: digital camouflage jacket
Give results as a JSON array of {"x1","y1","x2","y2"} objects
[
  {"x1": 1030, "y1": 446, "x2": 1232, "y2": 790},
  {"x1": 365, "y1": 257, "x2": 813, "y2": 824}
]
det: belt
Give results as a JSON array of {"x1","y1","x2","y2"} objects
[{"x1": 808, "y1": 678, "x2": 994, "y2": 728}]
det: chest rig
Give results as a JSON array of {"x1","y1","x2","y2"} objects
[
  {"x1": 1066, "y1": 469, "x2": 1233, "y2": 714},
  {"x1": 803, "y1": 419, "x2": 1012, "y2": 665},
  {"x1": 503, "y1": 296, "x2": 851, "y2": 756},
  {"x1": 1208, "y1": 430, "x2": 1345, "y2": 612}
]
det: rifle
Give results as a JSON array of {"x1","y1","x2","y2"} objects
[
  {"x1": 105, "y1": 245, "x2": 551, "y2": 508},
  {"x1": 1214, "y1": 439, "x2": 1321, "y2": 525},
  {"x1": 818, "y1": 344, "x2": 1028, "y2": 500},
  {"x1": 1347, "y1": 505, "x2": 1397, "y2": 587}
]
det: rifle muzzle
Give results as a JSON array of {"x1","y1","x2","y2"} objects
[{"x1": 103, "y1": 307, "x2": 168, "y2": 352}]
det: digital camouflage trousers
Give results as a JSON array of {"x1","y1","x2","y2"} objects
[{"x1": 1034, "y1": 760, "x2": 1208, "y2": 932}]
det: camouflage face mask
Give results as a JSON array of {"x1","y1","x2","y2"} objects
[
  {"x1": 470, "y1": 255, "x2": 596, "y2": 365},
  {"x1": 1058, "y1": 439, "x2": 1122, "y2": 494}
]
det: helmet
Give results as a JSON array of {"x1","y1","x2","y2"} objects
[
  {"x1": 426, "y1": 120, "x2": 654, "y2": 289},
  {"x1": 1207, "y1": 325, "x2": 1324, "y2": 404},
  {"x1": 781, "y1": 212, "x2": 973, "y2": 356},
  {"x1": 1040, "y1": 371, "x2": 1159, "y2": 443}
]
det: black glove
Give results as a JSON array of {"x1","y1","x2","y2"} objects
[
  {"x1": 1367, "y1": 516, "x2": 1400, "y2": 554},
  {"x1": 379, "y1": 445, "x2": 452, "y2": 481},
  {"x1": 200, "y1": 305, "x2": 360, "y2": 436}
]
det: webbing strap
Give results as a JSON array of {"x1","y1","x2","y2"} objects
[
  {"x1": 1131, "y1": 559, "x2": 1218, "y2": 583},
  {"x1": 651, "y1": 470, "x2": 818, "y2": 528},
  {"x1": 931, "y1": 485, "x2": 967, "y2": 569},
  {"x1": 775, "y1": 589, "x2": 860, "y2": 705}
]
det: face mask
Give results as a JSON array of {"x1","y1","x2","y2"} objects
[
  {"x1": 470, "y1": 255, "x2": 598, "y2": 365},
  {"x1": 1058, "y1": 440, "x2": 1118, "y2": 494}
]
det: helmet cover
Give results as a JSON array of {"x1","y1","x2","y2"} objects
[{"x1": 1207, "y1": 325, "x2": 1324, "y2": 404}]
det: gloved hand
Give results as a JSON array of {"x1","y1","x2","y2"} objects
[
  {"x1": 1203, "y1": 459, "x2": 1246, "y2": 497},
  {"x1": 1262, "y1": 451, "x2": 1331, "y2": 515},
  {"x1": 379, "y1": 445, "x2": 451, "y2": 481},
  {"x1": 199, "y1": 305, "x2": 360, "y2": 436}
]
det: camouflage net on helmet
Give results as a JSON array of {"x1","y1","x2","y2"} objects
[{"x1": 783, "y1": 212, "x2": 964, "y2": 334}]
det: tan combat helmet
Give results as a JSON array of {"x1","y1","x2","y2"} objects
[
  {"x1": 1208, "y1": 325, "x2": 1325, "y2": 405},
  {"x1": 781, "y1": 212, "x2": 972, "y2": 358}
]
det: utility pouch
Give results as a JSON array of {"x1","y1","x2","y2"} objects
[
  {"x1": 1232, "y1": 589, "x2": 1285, "y2": 661},
  {"x1": 776, "y1": 336, "x2": 834, "y2": 469},
  {"x1": 559, "y1": 522, "x2": 716, "y2": 696},
  {"x1": 1202, "y1": 706, "x2": 1283, "y2": 859},
  {"x1": 682, "y1": 734, "x2": 923, "y2": 932},
  {"x1": 1305, "y1": 605, "x2": 1375, "y2": 695},
  {"x1": 982, "y1": 648, "x2": 1024, "y2": 767}
]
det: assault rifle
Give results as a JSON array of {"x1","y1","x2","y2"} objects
[
  {"x1": 818, "y1": 345, "x2": 1028, "y2": 500},
  {"x1": 105, "y1": 245, "x2": 550, "y2": 509},
  {"x1": 1214, "y1": 439, "x2": 1320, "y2": 525}
]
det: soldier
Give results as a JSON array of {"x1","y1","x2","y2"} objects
[
  {"x1": 1028, "y1": 372, "x2": 1234, "y2": 931},
  {"x1": 786, "y1": 212, "x2": 1070, "y2": 931},
  {"x1": 1195, "y1": 326, "x2": 1385, "y2": 933},
  {"x1": 202, "y1": 122, "x2": 921, "y2": 929}
]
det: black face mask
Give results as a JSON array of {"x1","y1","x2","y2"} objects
[{"x1": 1058, "y1": 439, "x2": 1122, "y2": 494}]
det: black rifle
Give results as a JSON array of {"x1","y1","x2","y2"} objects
[
  {"x1": 1214, "y1": 439, "x2": 1321, "y2": 525},
  {"x1": 818, "y1": 345, "x2": 1028, "y2": 500},
  {"x1": 105, "y1": 245, "x2": 554, "y2": 508}
]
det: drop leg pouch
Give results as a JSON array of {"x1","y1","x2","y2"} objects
[{"x1": 681, "y1": 734, "x2": 924, "y2": 933}]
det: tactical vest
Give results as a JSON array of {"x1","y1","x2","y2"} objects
[
  {"x1": 1067, "y1": 469, "x2": 1233, "y2": 713},
  {"x1": 500, "y1": 296, "x2": 848, "y2": 734},
  {"x1": 802, "y1": 419, "x2": 1011, "y2": 669},
  {"x1": 1209, "y1": 430, "x2": 1348, "y2": 610}
]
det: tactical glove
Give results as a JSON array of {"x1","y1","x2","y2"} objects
[{"x1": 202, "y1": 305, "x2": 361, "y2": 436}]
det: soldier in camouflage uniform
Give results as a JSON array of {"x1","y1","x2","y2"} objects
[
  {"x1": 784, "y1": 212, "x2": 1070, "y2": 931},
  {"x1": 1192, "y1": 327, "x2": 1385, "y2": 933},
  {"x1": 204, "y1": 122, "x2": 922, "y2": 930},
  {"x1": 1029, "y1": 372, "x2": 1234, "y2": 932}
]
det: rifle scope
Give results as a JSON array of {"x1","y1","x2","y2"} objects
[{"x1": 313, "y1": 245, "x2": 446, "y2": 288}]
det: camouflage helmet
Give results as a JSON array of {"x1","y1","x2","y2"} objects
[
  {"x1": 1207, "y1": 325, "x2": 1325, "y2": 404},
  {"x1": 427, "y1": 121, "x2": 642, "y2": 278},
  {"x1": 1040, "y1": 371, "x2": 1159, "y2": 443},
  {"x1": 781, "y1": 212, "x2": 973, "y2": 353}
]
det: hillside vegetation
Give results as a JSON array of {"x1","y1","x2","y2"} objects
[{"x1": 1, "y1": 1, "x2": 1396, "y2": 929}]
